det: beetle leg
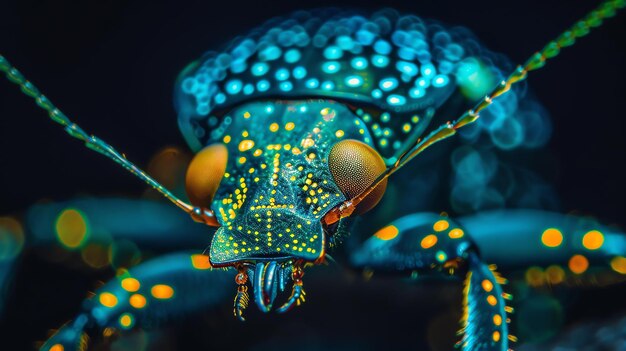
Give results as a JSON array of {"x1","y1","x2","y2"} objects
[
  {"x1": 350, "y1": 210, "x2": 626, "y2": 350},
  {"x1": 39, "y1": 252, "x2": 232, "y2": 351},
  {"x1": 350, "y1": 212, "x2": 510, "y2": 351}
]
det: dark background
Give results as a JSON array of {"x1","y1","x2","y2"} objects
[{"x1": 1, "y1": 0, "x2": 625, "y2": 350}]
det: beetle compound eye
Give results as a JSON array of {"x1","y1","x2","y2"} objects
[
  {"x1": 185, "y1": 143, "x2": 228, "y2": 207},
  {"x1": 328, "y1": 139, "x2": 387, "y2": 215}
]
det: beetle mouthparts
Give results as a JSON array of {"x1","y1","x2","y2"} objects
[{"x1": 233, "y1": 261, "x2": 306, "y2": 320}]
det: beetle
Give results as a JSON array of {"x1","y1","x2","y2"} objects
[{"x1": 1, "y1": 1, "x2": 625, "y2": 350}]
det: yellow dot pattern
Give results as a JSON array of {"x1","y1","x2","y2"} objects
[{"x1": 208, "y1": 101, "x2": 372, "y2": 263}]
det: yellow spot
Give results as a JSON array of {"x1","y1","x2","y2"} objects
[
  {"x1": 238, "y1": 156, "x2": 247, "y2": 164},
  {"x1": 433, "y1": 220, "x2": 449, "y2": 232},
  {"x1": 99, "y1": 292, "x2": 118, "y2": 308},
  {"x1": 308, "y1": 152, "x2": 316, "y2": 159},
  {"x1": 49, "y1": 345, "x2": 64, "y2": 351},
  {"x1": 525, "y1": 266, "x2": 544, "y2": 286},
  {"x1": 335, "y1": 130, "x2": 344, "y2": 138},
  {"x1": 301, "y1": 138, "x2": 315, "y2": 148},
  {"x1": 120, "y1": 313, "x2": 133, "y2": 328},
  {"x1": 285, "y1": 122, "x2": 295, "y2": 131},
  {"x1": 493, "y1": 314, "x2": 502, "y2": 326},
  {"x1": 129, "y1": 294, "x2": 147, "y2": 309},
  {"x1": 492, "y1": 331, "x2": 501, "y2": 342},
  {"x1": 121, "y1": 278, "x2": 140, "y2": 292},
  {"x1": 374, "y1": 225, "x2": 399, "y2": 241},
  {"x1": 238, "y1": 139, "x2": 255, "y2": 152},
  {"x1": 481, "y1": 279, "x2": 493, "y2": 292},
  {"x1": 582, "y1": 230, "x2": 604, "y2": 250},
  {"x1": 610, "y1": 256, "x2": 626, "y2": 274},
  {"x1": 420, "y1": 234, "x2": 438, "y2": 249},
  {"x1": 541, "y1": 228, "x2": 563, "y2": 248},
  {"x1": 253, "y1": 149, "x2": 263, "y2": 157},
  {"x1": 223, "y1": 135, "x2": 231, "y2": 143},
  {"x1": 269, "y1": 123, "x2": 279, "y2": 132},
  {"x1": 55, "y1": 209, "x2": 88, "y2": 249},
  {"x1": 191, "y1": 254, "x2": 211, "y2": 270},
  {"x1": 448, "y1": 228, "x2": 464, "y2": 239},
  {"x1": 545, "y1": 265, "x2": 565, "y2": 284},
  {"x1": 486, "y1": 295, "x2": 497, "y2": 306},
  {"x1": 151, "y1": 284, "x2": 174, "y2": 299},
  {"x1": 243, "y1": 111, "x2": 251, "y2": 118},
  {"x1": 568, "y1": 254, "x2": 589, "y2": 274}
]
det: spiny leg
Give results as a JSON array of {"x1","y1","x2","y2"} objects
[
  {"x1": 39, "y1": 252, "x2": 232, "y2": 351},
  {"x1": 350, "y1": 213, "x2": 512, "y2": 351}
]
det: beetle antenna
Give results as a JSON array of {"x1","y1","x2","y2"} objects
[
  {"x1": 0, "y1": 55, "x2": 218, "y2": 226},
  {"x1": 323, "y1": 0, "x2": 624, "y2": 225}
]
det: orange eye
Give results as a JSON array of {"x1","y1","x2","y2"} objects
[
  {"x1": 328, "y1": 139, "x2": 387, "y2": 215},
  {"x1": 185, "y1": 143, "x2": 228, "y2": 208}
]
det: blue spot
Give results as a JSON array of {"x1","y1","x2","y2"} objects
[
  {"x1": 356, "y1": 29, "x2": 376, "y2": 45},
  {"x1": 293, "y1": 66, "x2": 307, "y2": 79},
  {"x1": 351, "y1": 57, "x2": 368, "y2": 70},
  {"x1": 215, "y1": 93, "x2": 226, "y2": 104},
  {"x1": 415, "y1": 77, "x2": 430, "y2": 88},
  {"x1": 345, "y1": 75, "x2": 364, "y2": 87},
  {"x1": 337, "y1": 36, "x2": 355, "y2": 51},
  {"x1": 490, "y1": 117, "x2": 524, "y2": 150},
  {"x1": 259, "y1": 46, "x2": 282, "y2": 61},
  {"x1": 380, "y1": 78, "x2": 398, "y2": 91},
  {"x1": 322, "y1": 81, "x2": 335, "y2": 91},
  {"x1": 387, "y1": 95, "x2": 406, "y2": 106},
  {"x1": 251, "y1": 62, "x2": 269, "y2": 76},
  {"x1": 278, "y1": 31, "x2": 295, "y2": 46},
  {"x1": 372, "y1": 89, "x2": 383, "y2": 99},
  {"x1": 381, "y1": 113, "x2": 391, "y2": 122},
  {"x1": 445, "y1": 43, "x2": 465, "y2": 61},
  {"x1": 243, "y1": 84, "x2": 254, "y2": 95},
  {"x1": 409, "y1": 88, "x2": 426, "y2": 98},
  {"x1": 396, "y1": 61, "x2": 418, "y2": 76},
  {"x1": 439, "y1": 60, "x2": 454, "y2": 75},
  {"x1": 225, "y1": 79, "x2": 242, "y2": 94},
  {"x1": 257, "y1": 80, "x2": 270, "y2": 92},
  {"x1": 324, "y1": 46, "x2": 343, "y2": 60},
  {"x1": 231, "y1": 59, "x2": 247, "y2": 74},
  {"x1": 391, "y1": 30, "x2": 408, "y2": 46},
  {"x1": 432, "y1": 75, "x2": 450, "y2": 88},
  {"x1": 275, "y1": 68, "x2": 290, "y2": 81},
  {"x1": 398, "y1": 47, "x2": 416, "y2": 61},
  {"x1": 322, "y1": 61, "x2": 341, "y2": 74},
  {"x1": 371, "y1": 55, "x2": 389, "y2": 68},
  {"x1": 181, "y1": 78, "x2": 196, "y2": 94},
  {"x1": 421, "y1": 63, "x2": 436, "y2": 77},
  {"x1": 306, "y1": 78, "x2": 319, "y2": 89},
  {"x1": 374, "y1": 40, "x2": 392, "y2": 55},
  {"x1": 280, "y1": 81, "x2": 293, "y2": 92},
  {"x1": 284, "y1": 49, "x2": 301, "y2": 63}
]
